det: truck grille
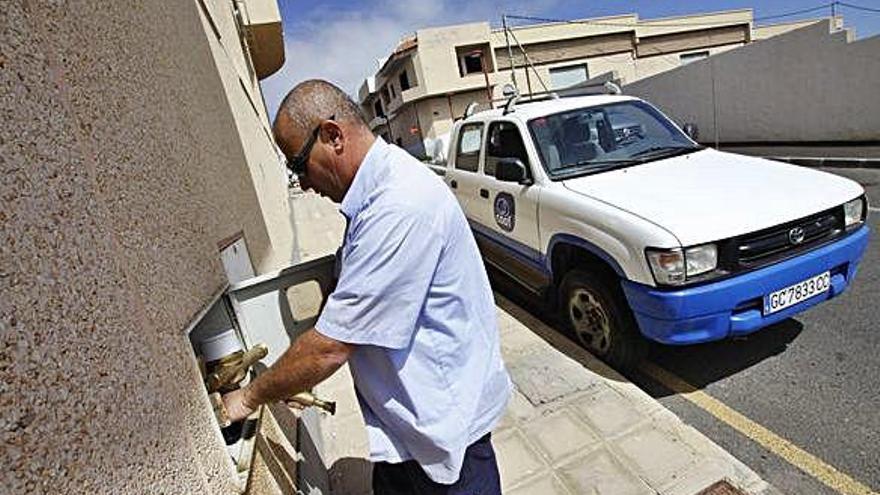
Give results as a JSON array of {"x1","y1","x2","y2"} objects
[{"x1": 730, "y1": 207, "x2": 843, "y2": 268}]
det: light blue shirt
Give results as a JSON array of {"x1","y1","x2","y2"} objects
[{"x1": 315, "y1": 138, "x2": 511, "y2": 484}]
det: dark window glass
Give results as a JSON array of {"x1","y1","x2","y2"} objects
[
  {"x1": 373, "y1": 100, "x2": 384, "y2": 118},
  {"x1": 485, "y1": 121, "x2": 529, "y2": 178},
  {"x1": 399, "y1": 71, "x2": 411, "y2": 91},
  {"x1": 460, "y1": 51, "x2": 484, "y2": 76},
  {"x1": 455, "y1": 123, "x2": 483, "y2": 172}
]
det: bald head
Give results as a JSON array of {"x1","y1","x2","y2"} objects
[
  {"x1": 273, "y1": 79, "x2": 369, "y2": 151},
  {"x1": 273, "y1": 79, "x2": 376, "y2": 203}
]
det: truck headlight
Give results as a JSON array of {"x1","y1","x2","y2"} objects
[
  {"x1": 685, "y1": 243, "x2": 718, "y2": 277},
  {"x1": 647, "y1": 243, "x2": 718, "y2": 286},
  {"x1": 843, "y1": 197, "x2": 866, "y2": 230},
  {"x1": 646, "y1": 249, "x2": 685, "y2": 285}
]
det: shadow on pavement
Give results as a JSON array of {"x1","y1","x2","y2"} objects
[
  {"x1": 487, "y1": 266, "x2": 806, "y2": 393},
  {"x1": 635, "y1": 319, "x2": 805, "y2": 398},
  {"x1": 328, "y1": 456, "x2": 372, "y2": 495},
  {"x1": 488, "y1": 267, "x2": 630, "y2": 384}
]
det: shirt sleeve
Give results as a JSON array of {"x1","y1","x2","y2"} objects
[{"x1": 315, "y1": 205, "x2": 443, "y2": 349}]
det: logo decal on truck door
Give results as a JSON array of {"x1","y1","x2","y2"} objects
[{"x1": 494, "y1": 192, "x2": 515, "y2": 232}]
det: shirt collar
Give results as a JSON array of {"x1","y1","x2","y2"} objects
[{"x1": 340, "y1": 137, "x2": 389, "y2": 220}]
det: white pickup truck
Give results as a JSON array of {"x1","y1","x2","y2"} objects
[{"x1": 435, "y1": 94, "x2": 869, "y2": 368}]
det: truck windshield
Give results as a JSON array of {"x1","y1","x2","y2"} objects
[{"x1": 528, "y1": 100, "x2": 702, "y2": 180}]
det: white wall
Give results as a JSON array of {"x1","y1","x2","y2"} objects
[{"x1": 625, "y1": 20, "x2": 880, "y2": 143}]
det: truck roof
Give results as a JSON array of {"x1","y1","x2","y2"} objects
[{"x1": 463, "y1": 94, "x2": 639, "y2": 123}]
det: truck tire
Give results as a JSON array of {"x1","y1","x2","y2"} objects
[{"x1": 559, "y1": 269, "x2": 647, "y2": 370}]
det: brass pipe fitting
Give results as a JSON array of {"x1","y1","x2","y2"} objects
[
  {"x1": 205, "y1": 343, "x2": 269, "y2": 393},
  {"x1": 287, "y1": 391, "x2": 336, "y2": 415}
]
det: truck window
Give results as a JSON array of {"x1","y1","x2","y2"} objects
[
  {"x1": 528, "y1": 100, "x2": 699, "y2": 179},
  {"x1": 455, "y1": 123, "x2": 483, "y2": 172},
  {"x1": 485, "y1": 121, "x2": 530, "y2": 178}
]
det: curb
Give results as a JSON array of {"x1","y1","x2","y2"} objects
[{"x1": 495, "y1": 296, "x2": 774, "y2": 495}]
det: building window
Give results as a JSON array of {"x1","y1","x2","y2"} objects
[
  {"x1": 549, "y1": 65, "x2": 589, "y2": 90},
  {"x1": 461, "y1": 51, "x2": 483, "y2": 75},
  {"x1": 680, "y1": 51, "x2": 709, "y2": 65},
  {"x1": 381, "y1": 86, "x2": 390, "y2": 104},
  {"x1": 399, "y1": 71, "x2": 411, "y2": 91},
  {"x1": 455, "y1": 44, "x2": 493, "y2": 77},
  {"x1": 389, "y1": 83, "x2": 396, "y2": 99},
  {"x1": 373, "y1": 100, "x2": 384, "y2": 119}
]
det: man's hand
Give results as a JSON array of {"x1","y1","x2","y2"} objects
[
  {"x1": 218, "y1": 329, "x2": 351, "y2": 424},
  {"x1": 222, "y1": 387, "x2": 257, "y2": 423}
]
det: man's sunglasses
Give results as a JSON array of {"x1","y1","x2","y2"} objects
[{"x1": 287, "y1": 115, "x2": 335, "y2": 178}]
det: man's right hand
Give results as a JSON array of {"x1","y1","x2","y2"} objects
[{"x1": 222, "y1": 387, "x2": 257, "y2": 423}]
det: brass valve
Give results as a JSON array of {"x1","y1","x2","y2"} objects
[
  {"x1": 205, "y1": 343, "x2": 269, "y2": 393},
  {"x1": 203, "y1": 341, "x2": 336, "y2": 420},
  {"x1": 287, "y1": 391, "x2": 336, "y2": 415}
]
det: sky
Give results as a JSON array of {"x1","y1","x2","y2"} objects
[{"x1": 259, "y1": 0, "x2": 880, "y2": 120}]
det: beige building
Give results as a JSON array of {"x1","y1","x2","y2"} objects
[
  {"x1": 357, "y1": 10, "x2": 824, "y2": 158},
  {"x1": 1, "y1": 0, "x2": 318, "y2": 493},
  {"x1": 624, "y1": 17, "x2": 880, "y2": 146}
]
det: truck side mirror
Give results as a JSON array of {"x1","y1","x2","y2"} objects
[
  {"x1": 683, "y1": 123, "x2": 699, "y2": 141},
  {"x1": 496, "y1": 158, "x2": 532, "y2": 185}
]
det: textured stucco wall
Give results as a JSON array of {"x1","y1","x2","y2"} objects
[
  {"x1": 626, "y1": 20, "x2": 880, "y2": 142},
  {"x1": 0, "y1": 0, "x2": 291, "y2": 493}
]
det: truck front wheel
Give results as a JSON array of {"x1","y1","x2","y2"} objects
[{"x1": 559, "y1": 270, "x2": 647, "y2": 370}]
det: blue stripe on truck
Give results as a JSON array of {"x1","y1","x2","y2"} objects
[
  {"x1": 621, "y1": 226, "x2": 870, "y2": 345},
  {"x1": 468, "y1": 221, "x2": 629, "y2": 281},
  {"x1": 468, "y1": 220, "x2": 548, "y2": 274}
]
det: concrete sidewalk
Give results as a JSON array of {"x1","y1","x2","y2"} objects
[{"x1": 288, "y1": 191, "x2": 775, "y2": 495}]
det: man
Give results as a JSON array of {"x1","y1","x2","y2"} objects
[{"x1": 222, "y1": 80, "x2": 511, "y2": 494}]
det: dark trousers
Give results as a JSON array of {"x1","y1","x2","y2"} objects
[{"x1": 372, "y1": 434, "x2": 501, "y2": 495}]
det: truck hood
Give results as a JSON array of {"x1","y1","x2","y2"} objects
[{"x1": 562, "y1": 149, "x2": 864, "y2": 246}]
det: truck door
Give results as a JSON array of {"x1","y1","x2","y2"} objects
[
  {"x1": 445, "y1": 122, "x2": 487, "y2": 226},
  {"x1": 478, "y1": 120, "x2": 545, "y2": 290}
]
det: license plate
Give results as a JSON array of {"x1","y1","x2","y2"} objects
[{"x1": 763, "y1": 271, "x2": 830, "y2": 315}]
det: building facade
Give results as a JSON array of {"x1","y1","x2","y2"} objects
[
  {"x1": 624, "y1": 17, "x2": 880, "y2": 146},
  {"x1": 357, "y1": 10, "x2": 824, "y2": 159}
]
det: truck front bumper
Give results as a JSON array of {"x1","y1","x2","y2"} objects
[{"x1": 621, "y1": 226, "x2": 870, "y2": 345}]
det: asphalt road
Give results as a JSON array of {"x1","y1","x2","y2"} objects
[
  {"x1": 488, "y1": 167, "x2": 880, "y2": 495},
  {"x1": 632, "y1": 168, "x2": 880, "y2": 495},
  {"x1": 634, "y1": 213, "x2": 879, "y2": 495}
]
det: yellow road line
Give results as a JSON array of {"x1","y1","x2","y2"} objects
[{"x1": 639, "y1": 361, "x2": 878, "y2": 495}]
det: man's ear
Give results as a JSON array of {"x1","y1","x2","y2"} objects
[{"x1": 321, "y1": 120, "x2": 344, "y2": 152}]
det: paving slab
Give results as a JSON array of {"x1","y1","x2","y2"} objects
[
  {"x1": 494, "y1": 429, "x2": 548, "y2": 491},
  {"x1": 288, "y1": 192, "x2": 776, "y2": 495},
  {"x1": 505, "y1": 472, "x2": 572, "y2": 495},
  {"x1": 572, "y1": 388, "x2": 649, "y2": 439},
  {"x1": 556, "y1": 447, "x2": 653, "y2": 495},
  {"x1": 521, "y1": 409, "x2": 601, "y2": 465},
  {"x1": 614, "y1": 422, "x2": 701, "y2": 487},
  {"x1": 506, "y1": 347, "x2": 602, "y2": 407}
]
